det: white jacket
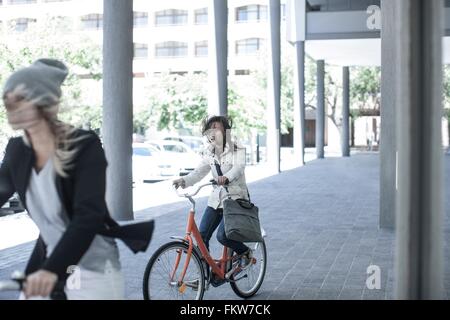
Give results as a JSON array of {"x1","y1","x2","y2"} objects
[{"x1": 182, "y1": 141, "x2": 249, "y2": 209}]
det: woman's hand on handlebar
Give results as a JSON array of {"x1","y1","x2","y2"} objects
[
  {"x1": 173, "y1": 178, "x2": 186, "y2": 189},
  {"x1": 217, "y1": 176, "x2": 229, "y2": 186},
  {"x1": 24, "y1": 269, "x2": 58, "y2": 299}
]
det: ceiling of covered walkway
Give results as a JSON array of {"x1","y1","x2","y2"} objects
[{"x1": 302, "y1": 0, "x2": 450, "y2": 66}]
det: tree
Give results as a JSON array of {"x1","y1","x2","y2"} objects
[
  {"x1": 143, "y1": 72, "x2": 208, "y2": 135},
  {"x1": 250, "y1": 41, "x2": 298, "y2": 135},
  {"x1": 250, "y1": 41, "x2": 346, "y2": 139},
  {"x1": 443, "y1": 65, "x2": 450, "y2": 110},
  {"x1": 140, "y1": 72, "x2": 266, "y2": 141},
  {"x1": 0, "y1": 16, "x2": 102, "y2": 146},
  {"x1": 350, "y1": 66, "x2": 381, "y2": 115}
]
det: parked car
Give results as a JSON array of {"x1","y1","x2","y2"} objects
[
  {"x1": 132, "y1": 143, "x2": 179, "y2": 183},
  {"x1": 163, "y1": 135, "x2": 206, "y2": 154},
  {"x1": 0, "y1": 161, "x2": 25, "y2": 216},
  {"x1": 146, "y1": 140, "x2": 202, "y2": 176},
  {"x1": 4, "y1": 194, "x2": 25, "y2": 213}
]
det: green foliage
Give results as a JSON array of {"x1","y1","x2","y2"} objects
[
  {"x1": 141, "y1": 72, "x2": 266, "y2": 140},
  {"x1": 443, "y1": 65, "x2": 450, "y2": 110},
  {"x1": 444, "y1": 108, "x2": 450, "y2": 122},
  {"x1": 250, "y1": 41, "x2": 302, "y2": 135},
  {"x1": 144, "y1": 73, "x2": 208, "y2": 134},
  {"x1": 133, "y1": 107, "x2": 152, "y2": 135},
  {"x1": 349, "y1": 109, "x2": 361, "y2": 119},
  {"x1": 350, "y1": 66, "x2": 381, "y2": 112},
  {"x1": 228, "y1": 85, "x2": 266, "y2": 139},
  {"x1": 0, "y1": 16, "x2": 102, "y2": 145}
]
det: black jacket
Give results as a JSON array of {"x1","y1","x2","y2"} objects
[{"x1": 0, "y1": 129, "x2": 154, "y2": 281}]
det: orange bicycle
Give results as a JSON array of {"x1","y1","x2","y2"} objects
[{"x1": 142, "y1": 181, "x2": 267, "y2": 300}]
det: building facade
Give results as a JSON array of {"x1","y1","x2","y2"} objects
[{"x1": 0, "y1": 0, "x2": 287, "y2": 77}]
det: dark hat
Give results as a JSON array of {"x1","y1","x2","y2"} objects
[{"x1": 3, "y1": 58, "x2": 69, "y2": 106}]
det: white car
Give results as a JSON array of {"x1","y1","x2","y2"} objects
[
  {"x1": 163, "y1": 135, "x2": 206, "y2": 154},
  {"x1": 132, "y1": 143, "x2": 178, "y2": 183},
  {"x1": 0, "y1": 161, "x2": 25, "y2": 216},
  {"x1": 146, "y1": 140, "x2": 202, "y2": 177}
]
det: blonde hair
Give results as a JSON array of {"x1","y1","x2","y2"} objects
[
  {"x1": 4, "y1": 85, "x2": 88, "y2": 178},
  {"x1": 23, "y1": 105, "x2": 88, "y2": 178}
]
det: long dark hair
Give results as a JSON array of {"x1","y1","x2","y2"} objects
[{"x1": 201, "y1": 115, "x2": 233, "y2": 149}]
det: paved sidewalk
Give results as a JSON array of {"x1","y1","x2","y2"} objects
[{"x1": 1, "y1": 154, "x2": 449, "y2": 300}]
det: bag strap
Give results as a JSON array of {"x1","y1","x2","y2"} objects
[{"x1": 214, "y1": 160, "x2": 251, "y2": 202}]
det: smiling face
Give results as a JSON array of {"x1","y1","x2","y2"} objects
[{"x1": 205, "y1": 121, "x2": 225, "y2": 147}]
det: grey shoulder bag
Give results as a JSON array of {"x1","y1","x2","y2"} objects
[{"x1": 215, "y1": 162, "x2": 263, "y2": 243}]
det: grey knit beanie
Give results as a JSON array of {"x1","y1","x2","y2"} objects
[{"x1": 3, "y1": 58, "x2": 69, "y2": 106}]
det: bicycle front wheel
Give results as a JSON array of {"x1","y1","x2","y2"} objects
[
  {"x1": 143, "y1": 241, "x2": 205, "y2": 300},
  {"x1": 230, "y1": 240, "x2": 267, "y2": 298}
]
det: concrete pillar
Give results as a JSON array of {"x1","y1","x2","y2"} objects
[
  {"x1": 380, "y1": 0, "x2": 397, "y2": 229},
  {"x1": 267, "y1": 0, "x2": 281, "y2": 173},
  {"x1": 102, "y1": 0, "x2": 134, "y2": 221},
  {"x1": 287, "y1": 0, "x2": 307, "y2": 167},
  {"x1": 341, "y1": 66, "x2": 350, "y2": 157},
  {"x1": 208, "y1": 0, "x2": 228, "y2": 116},
  {"x1": 316, "y1": 60, "x2": 325, "y2": 159},
  {"x1": 293, "y1": 41, "x2": 306, "y2": 166},
  {"x1": 394, "y1": 0, "x2": 444, "y2": 300}
]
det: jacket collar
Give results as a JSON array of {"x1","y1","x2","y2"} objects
[
  {"x1": 207, "y1": 141, "x2": 232, "y2": 159},
  {"x1": 16, "y1": 140, "x2": 34, "y2": 207}
]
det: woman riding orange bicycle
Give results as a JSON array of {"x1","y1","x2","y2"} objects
[
  {"x1": 142, "y1": 179, "x2": 267, "y2": 300},
  {"x1": 174, "y1": 116, "x2": 252, "y2": 267},
  {"x1": 143, "y1": 116, "x2": 267, "y2": 300}
]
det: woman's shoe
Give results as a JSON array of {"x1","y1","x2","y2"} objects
[{"x1": 238, "y1": 249, "x2": 253, "y2": 270}]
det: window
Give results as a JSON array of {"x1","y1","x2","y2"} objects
[
  {"x1": 169, "y1": 71, "x2": 188, "y2": 76},
  {"x1": 149, "y1": 143, "x2": 162, "y2": 151},
  {"x1": 81, "y1": 14, "x2": 103, "y2": 30},
  {"x1": 155, "y1": 41, "x2": 188, "y2": 58},
  {"x1": 133, "y1": 147, "x2": 153, "y2": 157},
  {"x1": 195, "y1": 41, "x2": 208, "y2": 57},
  {"x1": 49, "y1": 15, "x2": 73, "y2": 29},
  {"x1": 10, "y1": 18, "x2": 36, "y2": 32},
  {"x1": 281, "y1": 4, "x2": 286, "y2": 20},
  {"x1": 194, "y1": 8, "x2": 208, "y2": 25},
  {"x1": 155, "y1": 9, "x2": 188, "y2": 26},
  {"x1": 164, "y1": 145, "x2": 187, "y2": 153},
  {"x1": 235, "y1": 5, "x2": 267, "y2": 22},
  {"x1": 235, "y1": 69, "x2": 251, "y2": 76},
  {"x1": 134, "y1": 12, "x2": 148, "y2": 27},
  {"x1": 8, "y1": 0, "x2": 37, "y2": 4},
  {"x1": 235, "y1": 38, "x2": 264, "y2": 55},
  {"x1": 134, "y1": 43, "x2": 148, "y2": 59}
]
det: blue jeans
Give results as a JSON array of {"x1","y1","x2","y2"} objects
[{"x1": 199, "y1": 206, "x2": 249, "y2": 255}]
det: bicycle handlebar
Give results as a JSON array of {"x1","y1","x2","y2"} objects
[
  {"x1": 0, "y1": 280, "x2": 22, "y2": 291},
  {"x1": 173, "y1": 180, "x2": 218, "y2": 198},
  {"x1": 0, "y1": 271, "x2": 25, "y2": 292}
]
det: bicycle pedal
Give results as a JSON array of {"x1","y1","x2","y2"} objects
[
  {"x1": 225, "y1": 265, "x2": 239, "y2": 279},
  {"x1": 229, "y1": 274, "x2": 248, "y2": 283}
]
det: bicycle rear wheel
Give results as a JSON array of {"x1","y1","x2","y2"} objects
[
  {"x1": 143, "y1": 241, "x2": 205, "y2": 300},
  {"x1": 230, "y1": 240, "x2": 267, "y2": 298}
]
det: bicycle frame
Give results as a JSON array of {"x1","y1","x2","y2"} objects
[{"x1": 171, "y1": 183, "x2": 235, "y2": 285}]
